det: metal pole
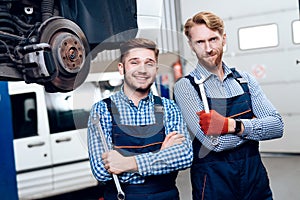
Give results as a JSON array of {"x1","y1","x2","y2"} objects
[{"x1": 0, "y1": 82, "x2": 18, "y2": 200}]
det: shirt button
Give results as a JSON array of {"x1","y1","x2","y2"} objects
[{"x1": 211, "y1": 137, "x2": 219, "y2": 146}]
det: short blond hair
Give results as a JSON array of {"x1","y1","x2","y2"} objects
[{"x1": 184, "y1": 11, "x2": 224, "y2": 40}]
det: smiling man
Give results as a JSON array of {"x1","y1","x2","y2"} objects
[{"x1": 88, "y1": 38, "x2": 193, "y2": 200}]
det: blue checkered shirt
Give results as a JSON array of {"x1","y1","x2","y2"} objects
[
  {"x1": 174, "y1": 62, "x2": 284, "y2": 152},
  {"x1": 87, "y1": 89, "x2": 193, "y2": 184}
]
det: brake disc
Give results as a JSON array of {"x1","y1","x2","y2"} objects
[{"x1": 39, "y1": 16, "x2": 90, "y2": 92}]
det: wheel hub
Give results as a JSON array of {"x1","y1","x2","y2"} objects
[{"x1": 53, "y1": 32, "x2": 85, "y2": 74}]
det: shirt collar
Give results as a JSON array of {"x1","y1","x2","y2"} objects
[
  {"x1": 192, "y1": 62, "x2": 233, "y2": 81},
  {"x1": 223, "y1": 63, "x2": 234, "y2": 78},
  {"x1": 119, "y1": 85, "x2": 153, "y2": 104}
]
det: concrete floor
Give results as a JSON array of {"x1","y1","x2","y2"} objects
[
  {"x1": 176, "y1": 154, "x2": 300, "y2": 200},
  {"x1": 39, "y1": 154, "x2": 300, "y2": 200}
]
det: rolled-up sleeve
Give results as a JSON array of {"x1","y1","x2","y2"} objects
[{"x1": 240, "y1": 72, "x2": 284, "y2": 141}]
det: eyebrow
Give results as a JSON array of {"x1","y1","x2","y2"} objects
[{"x1": 128, "y1": 57, "x2": 156, "y2": 62}]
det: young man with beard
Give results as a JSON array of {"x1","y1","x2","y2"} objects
[
  {"x1": 88, "y1": 38, "x2": 193, "y2": 200},
  {"x1": 174, "y1": 11, "x2": 284, "y2": 200}
]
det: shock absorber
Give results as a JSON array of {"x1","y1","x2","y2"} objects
[{"x1": 41, "y1": 0, "x2": 54, "y2": 22}]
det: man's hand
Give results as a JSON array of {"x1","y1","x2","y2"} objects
[
  {"x1": 102, "y1": 150, "x2": 137, "y2": 174},
  {"x1": 197, "y1": 110, "x2": 233, "y2": 136},
  {"x1": 160, "y1": 131, "x2": 185, "y2": 150}
]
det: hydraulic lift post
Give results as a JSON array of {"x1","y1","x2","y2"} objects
[{"x1": 0, "y1": 82, "x2": 18, "y2": 200}]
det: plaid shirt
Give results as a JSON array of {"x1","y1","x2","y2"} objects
[
  {"x1": 174, "y1": 62, "x2": 284, "y2": 152},
  {"x1": 87, "y1": 89, "x2": 193, "y2": 184}
]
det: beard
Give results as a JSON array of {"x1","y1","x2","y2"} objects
[
  {"x1": 197, "y1": 48, "x2": 223, "y2": 68},
  {"x1": 135, "y1": 85, "x2": 152, "y2": 93},
  {"x1": 123, "y1": 73, "x2": 153, "y2": 94},
  {"x1": 214, "y1": 50, "x2": 223, "y2": 66}
]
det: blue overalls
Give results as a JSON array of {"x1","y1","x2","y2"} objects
[
  {"x1": 186, "y1": 69, "x2": 272, "y2": 200},
  {"x1": 102, "y1": 96, "x2": 179, "y2": 200}
]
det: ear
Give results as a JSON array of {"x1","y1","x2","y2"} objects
[
  {"x1": 222, "y1": 33, "x2": 227, "y2": 46},
  {"x1": 118, "y1": 63, "x2": 124, "y2": 75}
]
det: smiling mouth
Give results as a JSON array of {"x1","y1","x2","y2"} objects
[{"x1": 135, "y1": 76, "x2": 149, "y2": 81}]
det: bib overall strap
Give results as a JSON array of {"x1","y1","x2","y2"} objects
[
  {"x1": 230, "y1": 68, "x2": 250, "y2": 93},
  {"x1": 185, "y1": 68, "x2": 250, "y2": 100},
  {"x1": 103, "y1": 96, "x2": 164, "y2": 124}
]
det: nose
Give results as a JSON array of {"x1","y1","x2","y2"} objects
[
  {"x1": 204, "y1": 41, "x2": 213, "y2": 53},
  {"x1": 137, "y1": 63, "x2": 147, "y2": 72}
]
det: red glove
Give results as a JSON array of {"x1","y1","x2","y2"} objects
[{"x1": 197, "y1": 110, "x2": 229, "y2": 136}]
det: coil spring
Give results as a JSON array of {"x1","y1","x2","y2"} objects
[{"x1": 41, "y1": 0, "x2": 54, "y2": 22}]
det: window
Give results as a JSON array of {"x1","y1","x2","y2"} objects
[
  {"x1": 45, "y1": 92, "x2": 90, "y2": 134},
  {"x1": 292, "y1": 20, "x2": 300, "y2": 44},
  {"x1": 10, "y1": 92, "x2": 38, "y2": 139},
  {"x1": 45, "y1": 80, "x2": 122, "y2": 134},
  {"x1": 238, "y1": 24, "x2": 279, "y2": 50}
]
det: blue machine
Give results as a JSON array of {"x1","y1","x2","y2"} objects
[{"x1": 0, "y1": 82, "x2": 18, "y2": 200}]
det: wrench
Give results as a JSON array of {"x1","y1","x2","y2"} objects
[
  {"x1": 91, "y1": 114, "x2": 125, "y2": 200},
  {"x1": 194, "y1": 75, "x2": 219, "y2": 146}
]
